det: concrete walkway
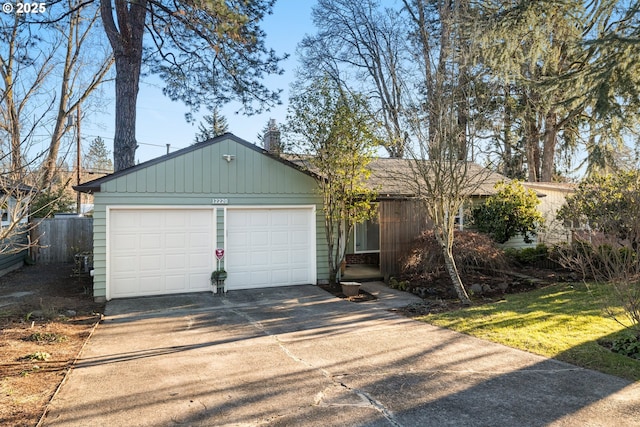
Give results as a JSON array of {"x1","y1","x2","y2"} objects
[{"x1": 43, "y1": 284, "x2": 639, "y2": 426}]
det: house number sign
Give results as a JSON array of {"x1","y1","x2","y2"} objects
[{"x1": 212, "y1": 198, "x2": 229, "y2": 205}]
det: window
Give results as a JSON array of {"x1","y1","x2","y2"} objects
[
  {"x1": 0, "y1": 201, "x2": 9, "y2": 226},
  {"x1": 354, "y1": 215, "x2": 380, "y2": 253}
]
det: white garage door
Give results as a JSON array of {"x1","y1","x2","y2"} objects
[
  {"x1": 108, "y1": 208, "x2": 215, "y2": 299},
  {"x1": 225, "y1": 208, "x2": 315, "y2": 290}
]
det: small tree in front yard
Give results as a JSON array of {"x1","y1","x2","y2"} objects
[
  {"x1": 472, "y1": 180, "x2": 544, "y2": 244},
  {"x1": 286, "y1": 77, "x2": 378, "y2": 284}
]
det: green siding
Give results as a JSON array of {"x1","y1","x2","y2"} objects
[
  {"x1": 90, "y1": 136, "x2": 329, "y2": 300},
  {"x1": 92, "y1": 203, "x2": 107, "y2": 301},
  {"x1": 104, "y1": 141, "x2": 316, "y2": 196}
]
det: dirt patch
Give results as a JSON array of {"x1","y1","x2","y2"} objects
[
  {"x1": 0, "y1": 263, "x2": 104, "y2": 427},
  {"x1": 395, "y1": 269, "x2": 564, "y2": 317}
]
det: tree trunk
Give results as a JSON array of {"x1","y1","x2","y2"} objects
[
  {"x1": 100, "y1": 0, "x2": 146, "y2": 172},
  {"x1": 113, "y1": 56, "x2": 140, "y2": 171},
  {"x1": 9, "y1": 118, "x2": 21, "y2": 181},
  {"x1": 41, "y1": 101, "x2": 69, "y2": 188},
  {"x1": 526, "y1": 119, "x2": 540, "y2": 182},
  {"x1": 540, "y1": 112, "x2": 557, "y2": 182},
  {"x1": 442, "y1": 244, "x2": 471, "y2": 305}
]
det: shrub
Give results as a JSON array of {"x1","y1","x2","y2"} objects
[
  {"x1": 610, "y1": 334, "x2": 640, "y2": 360},
  {"x1": 505, "y1": 244, "x2": 550, "y2": 265},
  {"x1": 401, "y1": 230, "x2": 510, "y2": 281},
  {"x1": 557, "y1": 240, "x2": 640, "y2": 338},
  {"x1": 472, "y1": 180, "x2": 544, "y2": 244}
]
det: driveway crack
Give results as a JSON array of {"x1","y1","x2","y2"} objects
[{"x1": 229, "y1": 306, "x2": 402, "y2": 426}]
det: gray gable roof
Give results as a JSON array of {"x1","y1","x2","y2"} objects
[
  {"x1": 367, "y1": 158, "x2": 507, "y2": 198},
  {"x1": 74, "y1": 133, "x2": 316, "y2": 193},
  {"x1": 287, "y1": 156, "x2": 507, "y2": 199}
]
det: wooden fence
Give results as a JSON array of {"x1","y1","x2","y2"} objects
[{"x1": 30, "y1": 217, "x2": 93, "y2": 263}]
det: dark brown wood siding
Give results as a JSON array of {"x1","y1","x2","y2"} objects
[{"x1": 379, "y1": 199, "x2": 430, "y2": 278}]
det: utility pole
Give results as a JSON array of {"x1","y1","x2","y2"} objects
[{"x1": 76, "y1": 104, "x2": 82, "y2": 214}]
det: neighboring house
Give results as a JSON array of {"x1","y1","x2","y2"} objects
[
  {"x1": 75, "y1": 134, "x2": 328, "y2": 302},
  {"x1": 522, "y1": 182, "x2": 576, "y2": 245},
  {"x1": 0, "y1": 180, "x2": 36, "y2": 276}
]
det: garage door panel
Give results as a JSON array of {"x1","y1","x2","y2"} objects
[
  {"x1": 271, "y1": 250, "x2": 289, "y2": 265},
  {"x1": 111, "y1": 213, "x2": 139, "y2": 229},
  {"x1": 271, "y1": 270, "x2": 290, "y2": 283},
  {"x1": 165, "y1": 275, "x2": 187, "y2": 291},
  {"x1": 189, "y1": 272, "x2": 210, "y2": 287},
  {"x1": 250, "y1": 212, "x2": 269, "y2": 226},
  {"x1": 139, "y1": 234, "x2": 162, "y2": 249},
  {"x1": 111, "y1": 256, "x2": 137, "y2": 274},
  {"x1": 228, "y1": 211, "x2": 248, "y2": 227},
  {"x1": 113, "y1": 277, "x2": 138, "y2": 295},
  {"x1": 189, "y1": 211, "x2": 214, "y2": 226},
  {"x1": 139, "y1": 255, "x2": 161, "y2": 271},
  {"x1": 228, "y1": 230, "x2": 249, "y2": 245},
  {"x1": 190, "y1": 233, "x2": 210, "y2": 248},
  {"x1": 291, "y1": 230, "x2": 309, "y2": 245},
  {"x1": 227, "y1": 253, "x2": 248, "y2": 267},
  {"x1": 165, "y1": 233, "x2": 186, "y2": 249},
  {"x1": 109, "y1": 209, "x2": 215, "y2": 299},
  {"x1": 129, "y1": 212, "x2": 161, "y2": 228},
  {"x1": 271, "y1": 231, "x2": 289, "y2": 245},
  {"x1": 164, "y1": 211, "x2": 187, "y2": 225},
  {"x1": 291, "y1": 213, "x2": 308, "y2": 225},
  {"x1": 250, "y1": 271, "x2": 270, "y2": 286},
  {"x1": 112, "y1": 233, "x2": 138, "y2": 250},
  {"x1": 251, "y1": 231, "x2": 269, "y2": 246},
  {"x1": 139, "y1": 277, "x2": 162, "y2": 293},
  {"x1": 190, "y1": 253, "x2": 211, "y2": 267},
  {"x1": 271, "y1": 214, "x2": 289, "y2": 226},
  {"x1": 251, "y1": 251, "x2": 269, "y2": 266},
  {"x1": 232, "y1": 271, "x2": 251, "y2": 286},
  {"x1": 165, "y1": 253, "x2": 187, "y2": 269}
]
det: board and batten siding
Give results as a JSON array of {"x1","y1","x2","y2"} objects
[
  {"x1": 379, "y1": 199, "x2": 430, "y2": 278},
  {"x1": 103, "y1": 139, "x2": 309, "y2": 196},
  {"x1": 91, "y1": 137, "x2": 328, "y2": 301}
]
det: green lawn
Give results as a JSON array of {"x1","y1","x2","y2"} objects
[{"x1": 417, "y1": 282, "x2": 640, "y2": 381}]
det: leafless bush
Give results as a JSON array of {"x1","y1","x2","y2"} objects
[
  {"x1": 401, "y1": 230, "x2": 510, "y2": 281},
  {"x1": 557, "y1": 235, "x2": 640, "y2": 337}
]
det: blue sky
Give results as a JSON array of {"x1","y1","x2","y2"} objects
[{"x1": 84, "y1": 0, "x2": 316, "y2": 164}]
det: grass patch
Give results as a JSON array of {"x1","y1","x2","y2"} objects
[
  {"x1": 417, "y1": 282, "x2": 640, "y2": 381},
  {"x1": 23, "y1": 332, "x2": 67, "y2": 343}
]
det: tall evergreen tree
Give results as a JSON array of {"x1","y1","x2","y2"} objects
[
  {"x1": 84, "y1": 136, "x2": 113, "y2": 173},
  {"x1": 194, "y1": 108, "x2": 229, "y2": 143},
  {"x1": 473, "y1": 0, "x2": 638, "y2": 181},
  {"x1": 99, "y1": 0, "x2": 284, "y2": 171}
]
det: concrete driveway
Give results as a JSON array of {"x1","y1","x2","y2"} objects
[{"x1": 43, "y1": 284, "x2": 639, "y2": 426}]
